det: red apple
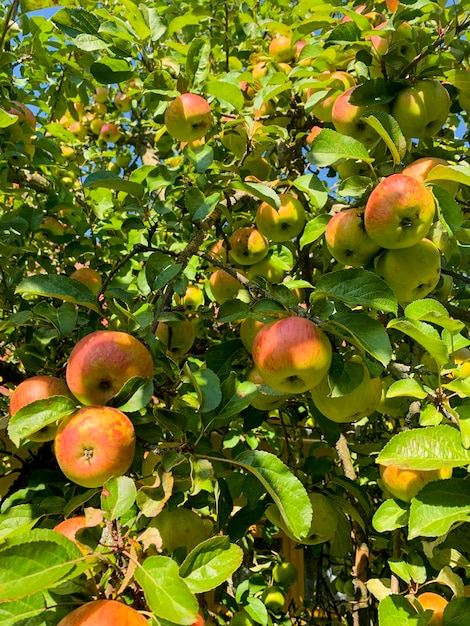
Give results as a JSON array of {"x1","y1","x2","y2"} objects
[
  {"x1": 114, "y1": 92, "x2": 132, "y2": 112},
  {"x1": 54, "y1": 516, "x2": 90, "y2": 554},
  {"x1": 57, "y1": 599, "x2": 148, "y2": 625},
  {"x1": 325, "y1": 208, "x2": 382, "y2": 267},
  {"x1": 364, "y1": 174, "x2": 435, "y2": 249},
  {"x1": 391, "y1": 80, "x2": 450, "y2": 139},
  {"x1": 252, "y1": 316, "x2": 332, "y2": 394},
  {"x1": 332, "y1": 85, "x2": 386, "y2": 146},
  {"x1": 65, "y1": 330, "x2": 154, "y2": 406},
  {"x1": 54, "y1": 405, "x2": 136, "y2": 488},
  {"x1": 229, "y1": 227, "x2": 269, "y2": 266},
  {"x1": 70, "y1": 267, "x2": 102, "y2": 295},
  {"x1": 164, "y1": 93, "x2": 212, "y2": 142},
  {"x1": 255, "y1": 193, "x2": 306, "y2": 243},
  {"x1": 99, "y1": 122, "x2": 121, "y2": 143}
]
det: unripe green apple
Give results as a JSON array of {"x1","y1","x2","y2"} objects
[
  {"x1": 391, "y1": 80, "x2": 450, "y2": 139},
  {"x1": 156, "y1": 319, "x2": 196, "y2": 358},
  {"x1": 261, "y1": 586, "x2": 286, "y2": 613},
  {"x1": 149, "y1": 507, "x2": 209, "y2": 553},
  {"x1": 228, "y1": 227, "x2": 269, "y2": 266},
  {"x1": 364, "y1": 174, "x2": 435, "y2": 249},
  {"x1": 379, "y1": 464, "x2": 452, "y2": 502},
  {"x1": 325, "y1": 208, "x2": 382, "y2": 266},
  {"x1": 175, "y1": 284, "x2": 204, "y2": 311},
  {"x1": 246, "y1": 256, "x2": 286, "y2": 283},
  {"x1": 273, "y1": 561, "x2": 298, "y2": 586},
  {"x1": 229, "y1": 611, "x2": 256, "y2": 626},
  {"x1": 255, "y1": 193, "x2": 306, "y2": 243},
  {"x1": 374, "y1": 238, "x2": 441, "y2": 306}
]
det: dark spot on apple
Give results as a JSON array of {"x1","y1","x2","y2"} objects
[
  {"x1": 98, "y1": 379, "x2": 112, "y2": 390},
  {"x1": 400, "y1": 217, "x2": 413, "y2": 228},
  {"x1": 280, "y1": 222, "x2": 290, "y2": 230},
  {"x1": 345, "y1": 249, "x2": 355, "y2": 257}
]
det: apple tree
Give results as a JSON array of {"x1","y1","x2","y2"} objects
[{"x1": 0, "y1": 0, "x2": 470, "y2": 624}]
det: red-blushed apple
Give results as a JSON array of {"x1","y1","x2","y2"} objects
[
  {"x1": 310, "y1": 71, "x2": 356, "y2": 123},
  {"x1": 269, "y1": 36, "x2": 295, "y2": 63},
  {"x1": 69, "y1": 121, "x2": 87, "y2": 141},
  {"x1": 252, "y1": 316, "x2": 332, "y2": 394},
  {"x1": 416, "y1": 592, "x2": 448, "y2": 626},
  {"x1": 57, "y1": 599, "x2": 149, "y2": 626},
  {"x1": 65, "y1": 330, "x2": 154, "y2": 406},
  {"x1": 332, "y1": 85, "x2": 387, "y2": 146},
  {"x1": 114, "y1": 91, "x2": 132, "y2": 112},
  {"x1": 209, "y1": 269, "x2": 245, "y2": 305},
  {"x1": 93, "y1": 86, "x2": 108, "y2": 103},
  {"x1": 164, "y1": 93, "x2": 212, "y2": 143},
  {"x1": 155, "y1": 319, "x2": 196, "y2": 358},
  {"x1": 9, "y1": 375, "x2": 74, "y2": 442},
  {"x1": 379, "y1": 464, "x2": 452, "y2": 502},
  {"x1": 374, "y1": 238, "x2": 441, "y2": 306},
  {"x1": 401, "y1": 157, "x2": 459, "y2": 197},
  {"x1": 70, "y1": 267, "x2": 102, "y2": 295},
  {"x1": 99, "y1": 122, "x2": 121, "y2": 143},
  {"x1": 8, "y1": 101, "x2": 36, "y2": 131},
  {"x1": 228, "y1": 227, "x2": 269, "y2": 266},
  {"x1": 255, "y1": 193, "x2": 306, "y2": 243},
  {"x1": 54, "y1": 405, "x2": 136, "y2": 488},
  {"x1": 364, "y1": 174, "x2": 435, "y2": 249},
  {"x1": 311, "y1": 359, "x2": 382, "y2": 423},
  {"x1": 325, "y1": 208, "x2": 382, "y2": 267},
  {"x1": 53, "y1": 516, "x2": 90, "y2": 554},
  {"x1": 391, "y1": 79, "x2": 450, "y2": 139}
]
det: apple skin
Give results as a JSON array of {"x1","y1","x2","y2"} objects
[
  {"x1": 176, "y1": 284, "x2": 204, "y2": 311},
  {"x1": 325, "y1": 208, "x2": 382, "y2": 267},
  {"x1": 364, "y1": 174, "x2": 435, "y2": 249},
  {"x1": 380, "y1": 464, "x2": 452, "y2": 502},
  {"x1": 332, "y1": 85, "x2": 386, "y2": 146},
  {"x1": 70, "y1": 267, "x2": 102, "y2": 295},
  {"x1": 252, "y1": 316, "x2": 332, "y2": 394},
  {"x1": 374, "y1": 238, "x2": 441, "y2": 306},
  {"x1": 255, "y1": 194, "x2": 306, "y2": 243},
  {"x1": 229, "y1": 227, "x2": 270, "y2": 266},
  {"x1": 57, "y1": 599, "x2": 149, "y2": 626},
  {"x1": 310, "y1": 71, "x2": 356, "y2": 123},
  {"x1": 164, "y1": 93, "x2": 212, "y2": 143},
  {"x1": 99, "y1": 122, "x2": 121, "y2": 143},
  {"x1": 246, "y1": 256, "x2": 286, "y2": 283},
  {"x1": 401, "y1": 157, "x2": 459, "y2": 197},
  {"x1": 88, "y1": 117, "x2": 104, "y2": 135},
  {"x1": 155, "y1": 319, "x2": 196, "y2": 357},
  {"x1": 311, "y1": 360, "x2": 382, "y2": 423},
  {"x1": 149, "y1": 507, "x2": 209, "y2": 553},
  {"x1": 261, "y1": 586, "x2": 286, "y2": 613},
  {"x1": 416, "y1": 592, "x2": 448, "y2": 626},
  {"x1": 246, "y1": 367, "x2": 287, "y2": 411},
  {"x1": 54, "y1": 405, "x2": 136, "y2": 489},
  {"x1": 273, "y1": 561, "x2": 297, "y2": 586},
  {"x1": 65, "y1": 330, "x2": 154, "y2": 406},
  {"x1": 53, "y1": 516, "x2": 89, "y2": 554},
  {"x1": 9, "y1": 375, "x2": 74, "y2": 442},
  {"x1": 269, "y1": 36, "x2": 294, "y2": 62},
  {"x1": 391, "y1": 80, "x2": 450, "y2": 139},
  {"x1": 229, "y1": 612, "x2": 256, "y2": 626},
  {"x1": 209, "y1": 269, "x2": 244, "y2": 305},
  {"x1": 114, "y1": 92, "x2": 132, "y2": 112}
]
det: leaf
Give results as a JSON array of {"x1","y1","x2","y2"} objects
[
  {"x1": 179, "y1": 536, "x2": 243, "y2": 593},
  {"x1": 427, "y1": 164, "x2": 470, "y2": 188},
  {"x1": 234, "y1": 450, "x2": 312, "y2": 541},
  {"x1": 386, "y1": 379, "x2": 427, "y2": 400},
  {"x1": 404, "y1": 300, "x2": 465, "y2": 335},
  {"x1": 361, "y1": 110, "x2": 407, "y2": 164},
  {"x1": 7, "y1": 396, "x2": 77, "y2": 447},
  {"x1": 314, "y1": 269, "x2": 398, "y2": 315},
  {"x1": 15, "y1": 275, "x2": 101, "y2": 314},
  {"x1": 408, "y1": 479, "x2": 470, "y2": 539},
  {"x1": 0, "y1": 110, "x2": 19, "y2": 129},
  {"x1": 328, "y1": 355, "x2": 364, "y2": 397},
  {"x1": 299, "y1": 215, "x2": 330, "y2": 249},
  {"x1": 0, "y1": 505, "x2": 43, "y2": 541},
  {"x1": 0, "y1": 594, "x2": 46, "y2": 626},
  {"x1": 329, "y1": 311, "x2": 393, "y2": 366},
  {"x1": 188, "y1": 368, "x2": 222, "y2": 413},
  {"x1": 230, "y1": 181, "x2": 281, "y2": 208},
  {"x1": 135, "y1": 556, "x2": 199, "y2": 624},
  {"x1": 372, "y1": 499, "x2": 409, "y2": 533},
  {"x1": 101, "y1": 476, "x2": 137, "y2": 520},
  {"x1": 52, "y1": 7, "x2": 100, "y2": 37},
  {"x1": 83, "y1": 171, "x2": 144, "y2": 198},
  {"x1": 441, "y1": 597, "x2": 470, "y2": 624},
  {"x1": 205, "y1": 81, "x2": 245, "y2": 110},
  {"x1": 387, "y1": 318, "x2": 449, "y2": 366},
  {"x1": 292, "y1": 174, "x2": 328, "y2": 209},
  {"x1": 377, "y1": 594, "x2": 417, "y2": 626},
  {"x1": 212, "y1": 374, "x2": 257, "y2": 425},
  {"x1": 308, "y1": 129, "x2": 373, "y2": 167},
  {"x1": 376, "y1": 425, "x2": 470, "y2": 470},
  {"x1": 189, "y1": 458, "x2": 213, "y2": 496},
  {"x1": 113, "y1": 377, "x2": 155, "y2": 413}
]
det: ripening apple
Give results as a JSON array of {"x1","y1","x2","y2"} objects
[
  {"x1": 261, "y1": 586, "x2": 286, "y2": 613},
  {"x1": 401, "y1": 157, "x2": 459, "y2": 197},
  {"x1": 65, "y1": 330, "x2": 154, "y2": 406},
  {"x1": 53, "y1": 516, "x2": 90, "y2": 554},
  {"x1": 69, "y1": 121, "x2": 87, "y2": 141},
  {"x1": 246, "y1": 256, "x2": 286, "y2": 283},
  {"x1": 228, "y1": 227, "x2": 270, "y2": 266},
  {"x1": 310, "y1": 71, "x2": 356, "y2": 123},
  {"x1": 325, "y1": 208, "x2": 382, "y2": 267},
  {"x1": 92, "y1": 101, "x2": 107, "y2": 116},
  {"x1": 252, "y1": 316, "x2": 332, "y2": 394},
  {"x1": 175, "y1": 284, "x2": 204, "y2": 311},
  {"x1": 57, "y1": 599, "x2": 149, "y2": 626},
  {"x1": 229, "y1": 612, "x2": 256, "y2": 626},
  {"x1": 391, "y1": 80, "x2": 450, "y2": 139},
  {"x1": 155, "y1": 319, "x2": 196, "y2": 358},
  {"x1": 149, "y1": 507, "x2": 209, "y2": 553},
  {"x1": 268, "y1": 36, "x2": 295, "y2": 63},
  {"x1": 332, "y1": 85, "x2": 386, "y2": 146},
  {"x1": 209, "y1": 269, "x2": 245, "y2": 305},
  {"x1": 164, "y1": 93, "x2": 212, "y2": 142},
  {"x1": 311, "y1": 359, "x2": 382, "y2": 423},
  {"x1": 88, "y1": 117, "x2": 105, "y2": 135},
  {"x1": 54, "y1": 405, "x2": 136, "y2": 488},
  {"x1": 416, "y1": 592, "x2": 448, "y2": 626},
  {"x1": 99, "y1": 122, "x2": 121, "y2": 143},
  {"x1": 93, "y1": 86, "x2": 108, "y2": 103},
  {"x1": 9, "y1": 375, "x2": 74, "y2": 442},
  {"x1": 374, "y1": 238, "x2": 441, "y2": 306},
  {"x1": 70, "y1": 267, "x2": 102, "y2": 295},
  {"x1": 364, "y1": 174, "x2": 435, "y2": 249},
  {"x1": 255, "y1": 194, "x2": 306, "y2": 243},
  {"x1": 379, "y1": 464, "x2": 452, "y2": 502},
  {"x1": 114, "y1": 91, "x2": 132, "y2": 112}
]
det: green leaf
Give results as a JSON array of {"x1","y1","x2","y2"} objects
[
  {"x1": 235, "y1": 450, "x2": 312, "y2": 541},
  {"x1": 387, "y1": 318, "x2": 449, "y2": 366},
  {"x1": 15, "y1": 275, "x2": 101, "y2": 314},
  {"x1": 185, "y1": 189, "x2": 221, "y2": 221},
  {"x1": 427, "y1": 164, "x2": 470, "y2": 188},
  {"x1": 179, "y1": 536, "x2": 243, "y2": 593},
  {"x1": 101, "y1": 476, "x2": 137, "y2": 520},
  {"x1": 314, "y1": 269, "x2": 398, "y2": 315},
  {"x1": 309, "y1": 129, "x2": 373, "y2": 167},
  {"x1": 186, "y1": 38, "x2": 211, "y2": 85},
  {"x1": 386, "y1": 379, "x2": 428, "y2": 400},
  {"x1": 214, "y1": 375, "x2": 257, "y2": 425},
  {"x1": 404, "y1": 300, "x2": 465, "y2": 335},
  {"x1": 135, "y1": 556, "x2": 199, "y2": 624},
  {"x1": 0, "y1": 594, "x2": 46, "y2": 626},
  {"x1": 329, "y1": 312, "x2": 393, "y2": 366},
  {"x1": 230, "y1": 181, "x2": 281, "y2": 208},
  {"x1": 441, "y1": 597, "x2": 470, "y2": 624},
  {"x1": 361, "y1": 110, "x2": 407, "y2": 164},
  {"x1": 0, "y1": 529, "x2": 84, "y2": 602},
  {"x1": 90, "y1": 58, "x2": 134, "y2": 83},
  {"x1": 0, "y1": 110, "x2": 19, "y2": 129},
  {"x1": 328, "y1": 355, "x2": 364, "y2": 397},
  {"x1": 408, "y1": 479, "x2": 470, "y2": 539},
  {"x1": 83, "y1": 171, "x2": 144, "y2": 198},
  {"x1": 456, "y1": 405, "x2": 470, "y2": 449},
  {"x1": 299, "y1": 215, "x2": 330, "y2": 249},
  {"x1": 113, "y1": 377, "x2": 155, "y2": 413},
  {"x1": 52, "y1": 7, "x2": 100, "y2": 36},
  {"x1": 205, "y1": 81, "x2": 245, "y2": 111},
  {"x1": 372, "y1": 499, "x2": 409, "y2": 533},
  {"x1": 376, "y1": 425, "x2": 470, "y2": 470},
  {"x1": 188, "y1": 369, "x2": 222, "y2": 413},
  {"x1": 7, "y1": 396, "x2": 77, "y2": 447},
  {"x1": 377, "y1": 594, "x2": 417, "y2": 626},
  {"x1": 0, "y1": 505, "x2": 43, "y2": 541}
]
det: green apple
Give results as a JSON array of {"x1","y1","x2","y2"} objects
[
  {"x1": 273, "y1": 561, "x2": 298, "y2": 586},
  {"x1": 229, "y1": 612, "x2": 256, "y2": 626},
  {"x1": 246, "y1": 367, "x2": 287, "y2": 411},
  {"x1": 209, "y1": 269, "x2": 245, "y2": 305},
  {"x1": 255, "y1": 193, "x2": 306, "y2": 243},
  {"x1": 325, "y1": 208, "x2": 382, "y2": 266},
  {"x1": 246, "y1": 256, "x2": 286, "y2": 283},
  {"x1": 364, "y1": 173, "x2": 435, "y2": 249},
  {"x1": 391, "y1": 80, "x2": 450, "y2": 139},
  {"x1": 176, "y1": 284, "x2": 204, "y2": 311},
  {"x1": 374, "y1": 238, "x2": 441, "y2": 306},
  {"x1": 149, "y1": 507, "x2": 209, "y2": 553},
  {"x1": 156, "y1": 319, "x2": 196, "y2": 358},
  {"x1": 228, "y1": 227, "x2": 269, "y2": 266},
  {"x1": 261, "y1": 586, "x2": 286, "y2": 613}
]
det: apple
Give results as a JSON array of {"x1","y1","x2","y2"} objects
[
  {"x1": 374, "y1": 238, "x2": 441, "y2": 306},
  {"x1": 70, "y1": 267, "x2": 102, "y2": 295},
  {"x1": 93, "y1": 86, "x2": 108, "y2": 103},
  {"x1": 8, "y1": 101, "x2": 36, "y2": 131},
  {"x1": 175, "y1": 284, "x2": 204, "y2": 311},
  {"x1": 53, "y1": 516, "x2": 90, "y2": 554},
  {"x1": 54, "y1": 405, "x2": 136, "y2": 488},
  {"x1": 65, "y1": 330, "x2": 154, "y2": 406},
  {"x1": 416, "y1": 592, "x2": 448, "y2": 626},
  {"x1": 376, "y1": 375, "x2": 411, "y2": 418},
  {"x1": 155, "y1": 319, "x2": 196, "y2": 358},
  {"x1": 246, "y1": 256, "x2": 286, "y2": 283},
  {"x1": 229, "y1": 612, "x2": 256, "y2": 626},
  {"x1": 149, "y1": 507, "x2": 209, "y2": 553},
  {"x1": 310, "y1": 71, "x2": 356, "y2": 123},
  {"x1": 379, "y1": 464, "x2": 452, "y2": 502},
  {"x1": 246, "y1": 367, "x2": 287, "y2": 411},
  {"x1": 311, "y1": 358, "x2": 382, "y2": 423},
  {"x1": 261, "y1": 586, "x2": 286, "y2": 613},
  {"x1": 209, "y1": 269, "x2": 245, "y2": 305},
  {"x1": 114, "y1": 92, "x2": 132, "y2": 112},
  {"x1": 41, "y1": 216, "x2": 67, "y2": 236},
  {"x1": 391, "y1": 80, "x2": 450, "y2": 139},
  {"x1": 325, "y1": 208, "x2": 382, "y2": 267},
  {"x1": 89, "y1": 117, "x2": 104, "y2": 135},
  {"x1": 69, "y1": 121, "x2": 87, "y2": 141},
  {"x1": 255, "y1": 193, "x2": 306, "y2": 243},
  {"x1": 57, "y1": 599, "x2": 149, "y2": 626},
  {"x1": 252, "y1": 316, "x2": 332, "y2": 394},
  {"x1": 364, "y1": 174, "x2": 435, "y2": 249},
  {"x1": 273, "y1": 561, "x2": 298, "y2": 586},
  {"x1": 306, "y1": 125, "x2": 322, "y2": 145},
  {"x1": 164, "y1": 93, "x2": 211, "y2": 142},
  {"x1": 192, "y1": 614, "x2": 205, "y2": 626},
  {"x1": 99, "y1": 122, "x2": 121, "y2": 143},
  {"x1": 92, "y1": 101, "x2": 107, "y2": 116},
  {"x1": 269, "y1": 36, "x2": 295, "y2": 63},
  {"x1": 228, "y1": 227, "x2": 269, "y2": 266},
  {"x1": 251, "y1": 61, "x2": 269, "y2": 85},
  {"x1": 332, "y1": 85, "x2": 386, "y2": 146},
  {"x1": 401, "y1": 157, "x2": 459, "y2": 197}
]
